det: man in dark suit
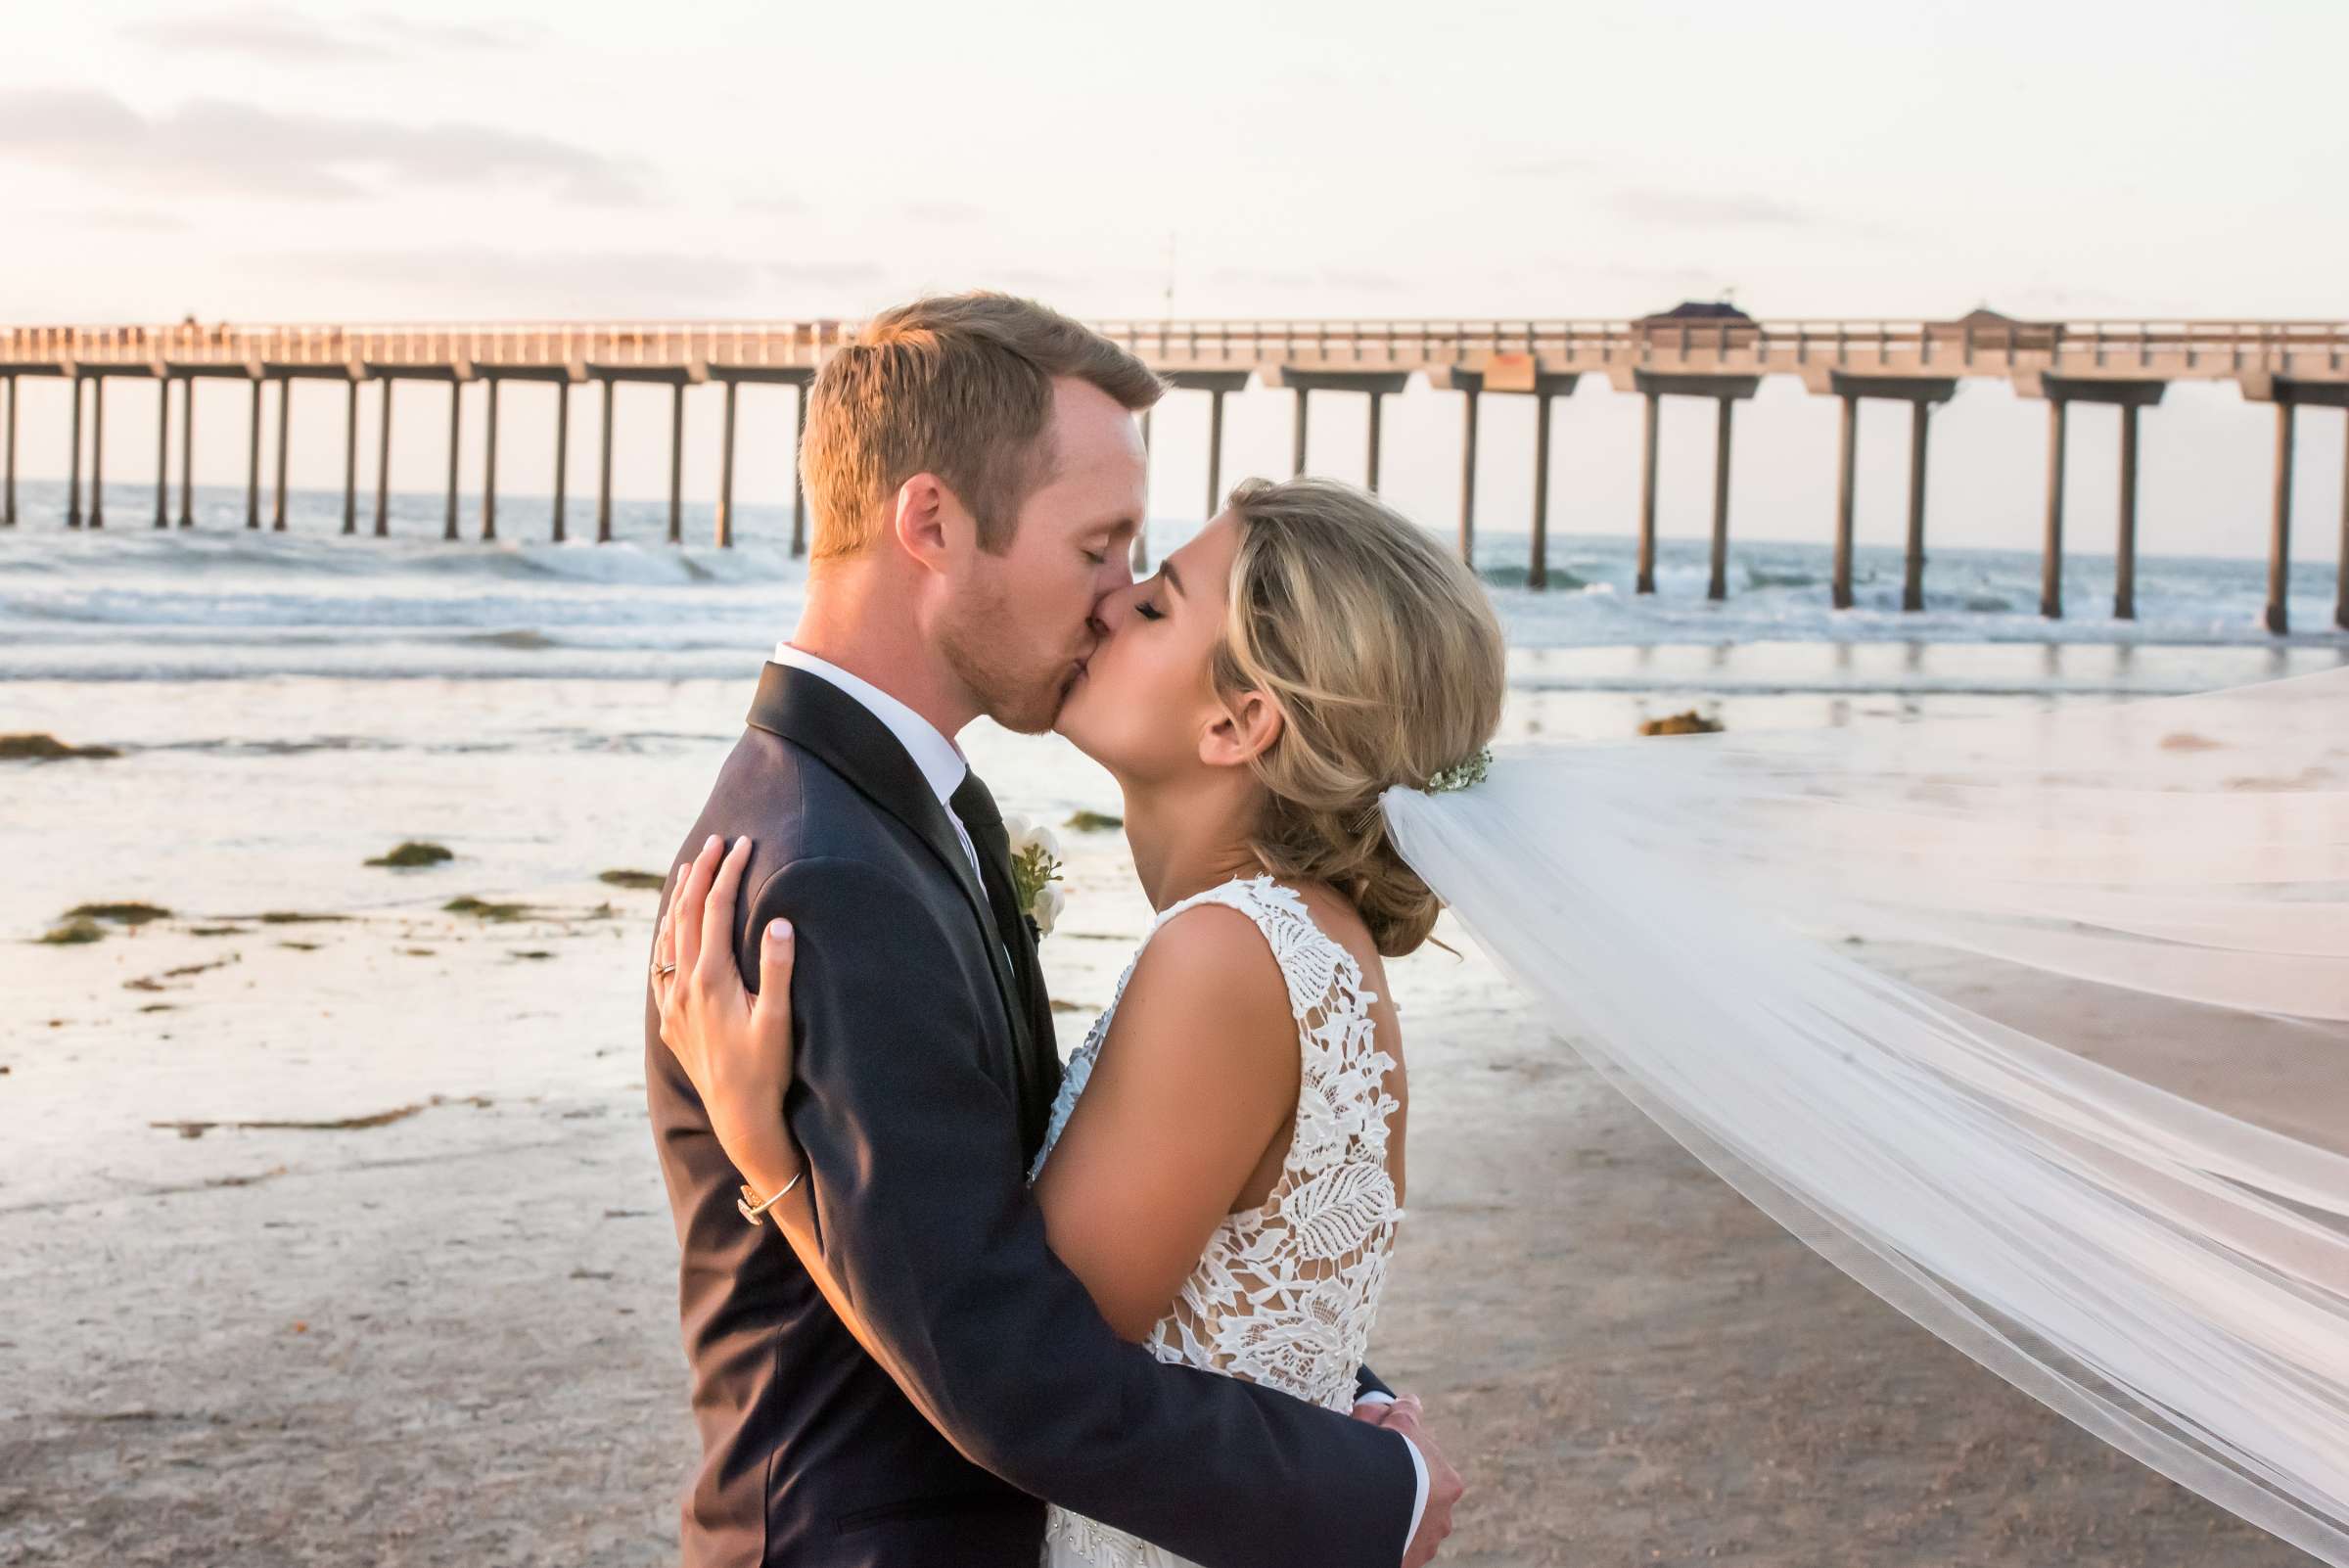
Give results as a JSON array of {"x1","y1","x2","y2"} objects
[{"x1": 644, "y1": 293, "x2": 1461, "y2": 1568}]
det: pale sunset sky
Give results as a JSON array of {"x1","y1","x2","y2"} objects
[{"x1": 2, "y1": 0, "x2": 2341, "y2": 561}]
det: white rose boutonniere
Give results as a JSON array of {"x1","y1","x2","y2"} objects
[{"x1": 1001, "y1": 815, "x2": 1065, "y2": 939}]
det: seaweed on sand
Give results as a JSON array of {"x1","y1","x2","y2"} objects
[
  {"x1": 444, "y1": 896, "x2": 533, "y2": 922},
  {"x1": 365, "y1": 842, "x2": 455, "y2": 868},
  {"x1": 0, "y1": 733, "x2": 120, "y2": 761}
]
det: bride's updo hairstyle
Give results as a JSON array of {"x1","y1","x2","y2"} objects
[{"x1": 1215, "y1": 477, "x2": 1505, "y2": 957}]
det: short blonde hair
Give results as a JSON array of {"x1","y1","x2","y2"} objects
[
  {"x1": 800, "y1": 292, "x2": 1164, "y2": 560},
  {"x1": 1216, "y1": 477, "x2": 1507, "y2": 956}
]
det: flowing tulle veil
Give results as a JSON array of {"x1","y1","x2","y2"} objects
[{"x1": 1382, "y1": 663, "x2": 2349, "y2": 1562}]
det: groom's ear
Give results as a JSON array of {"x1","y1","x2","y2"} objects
[
  {"x1": 889, "y1": 473, "x2": 955, "y2": 573},
  {"x1": 1200, "y1": 688, "x2": 1285, "y2": 771}
]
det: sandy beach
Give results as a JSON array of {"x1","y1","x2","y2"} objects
[{"x1": 5, "y1": 644, "x2": 2340, "y2": 1565}]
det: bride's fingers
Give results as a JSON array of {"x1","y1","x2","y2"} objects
[
  {"x1": 700, "y1": 837, "x2": 752, "y2": 985},
  {"x1": 653, "y1": 874, "x2": 679, "y2": 981},
  {"x1": 750, "y1": 918, "x2": 795, "y2": 1031},
  {"x1": 676, "y1": 834, "x2": 722, "y2": 975}
]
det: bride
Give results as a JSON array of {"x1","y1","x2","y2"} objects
[{"x1": 655, "y1": 476, "x2": 1503, "y2": 1568}]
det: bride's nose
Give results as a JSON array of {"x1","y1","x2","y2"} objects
[{"x1": 1089, "y1": 579, "x2": 1141, "y2": 634}]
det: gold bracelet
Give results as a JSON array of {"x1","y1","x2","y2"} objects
[{"x1": 736, "y1": 1168, "x2": 804, "y2": 1226}]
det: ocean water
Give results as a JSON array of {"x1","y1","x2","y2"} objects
[
  {"x1": 1, "y1": 479, "x2": 2342, "y2": 691},
  {"x1": 0, "y1": 479, "x2": 2341, "y2": 1210}
]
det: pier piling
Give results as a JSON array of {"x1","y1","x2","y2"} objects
[
  {"x1": 342, "y1": 379, "x2": 358, "y2": 535},
  {"x1": 716, "y1": 377, "x2": 737, "y2": 549},
  {"x1": 596, "y1": 379, "x2": 614, "y2": 545},
  {"x1": 442, "y1": 381, "x2": 461, "y2": 542},
  {"x1": 1531, "y1": 392, "x2": 1553, "y2": 590},
  {"x1": 1291, "y1": 388, "x2": 1309, "y2": 478},
  {"x1": 552, "y1": 382, "x2": 570, "y2": 544},
  {"x1": 1366, "y1": 391, "x2": 1385, "y2": 493},
  {"x1": 668, "y1": 383, "x2": 684, "y2": 546},
  {"x1": 1903, "y1": 401, "x2": 1931, "y2": 612},
  {"x1": 1635, "y1": 391, "x2": 1658, "y2": 593},
  {"x1": 2116, "y1": 404, "x2": 2139, "y2": 620},
  {"x1": 155, "y1": 379, "x2": 169, "y2": 529},
  {"x1": 2339, "y1": 412, "x2": 2348, "y2": 632},
  {"x1": 89, "y1": 375, "x2": 106, "y2": 530},
  {"x1": 1708, "y1": 397, "x2": 1733, "y2": 601},
  {"x1": 482, "y1": 378, "x2": 499, "y2": 542},
  {"x1": 245, "y1": 378, "x2": 260, "y2": 530},
  {"x1": 67, "y1": 376, "x2": 83, "y2": 528},
  {"x1": 3, "y1": 373, "x2": 15, "y2": 527},
  {"x1": 374, "y1": 380, "x2": 392, "y2": 537},
  {"x1": 1460, "y1": 386, "x2": 1480, "y2": 568},
  {"x1": 2043, "y1": 398, "x2": 2068, "y2": 619},
  {"x1": 1831, "y1": 395, "x2": 1857, "y2": 608},
  {"x1": 272, "y1": 379, "x2": 290, "y2": 532},
  {"x1": 177, "y1": 377, "x2": 192, "y2": 528},
  {"x1": 2271, "y1": 402, "x2": 2294, "y2": 636}
]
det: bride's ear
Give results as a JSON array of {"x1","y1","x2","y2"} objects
[{"x1": 1200, "y1": 687, "x2": 1285, "y2": 771}]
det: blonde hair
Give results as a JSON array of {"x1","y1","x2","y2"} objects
[
  {"x1": 1216, "y1": 477, "x2": 1506, "y2": 956},
  {"x1": 800, "y1": 292, "x2": 1163, "y2": 560}
]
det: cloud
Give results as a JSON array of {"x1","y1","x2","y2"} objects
[
  {"x1": 1502, "y1": 156, "x2": 1597, "y2": 178},
  {"x1": 767, "y1": 260, "x2": 887, "y2": 286},
  {"x1": 903, "y1": 201, "x2": 985, "y2": 225},
  {"x1": 284, "y1": 247, "x2": 763, "y2": 314},
  {"x1": 361, "y1": 13, "x2": 542, "y2": 51},
  {"x1": 122, "y1": 7, "x2": 538, "y2": 60},
  {"x1": 0, "y1": 89, "x2": 646, "y2": 205},
  {"x1": 1607, "y1": 189, "x2": 1819, "y2": 228},
  {"x1": 76, "y1": 207, "x2": 191, "y2": 233}
]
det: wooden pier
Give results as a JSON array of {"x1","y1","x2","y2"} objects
[{"x1": 2, "y1": 315, "x2": 2345, "y2": 631}]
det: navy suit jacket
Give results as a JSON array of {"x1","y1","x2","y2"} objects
[{"x1": 646, "y1": 662, "x2": 1417, "y2": 1568}]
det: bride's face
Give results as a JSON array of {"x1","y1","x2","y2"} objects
[{"x1": 1055, "y1": 510, "x2": 1246, "y2": 783}]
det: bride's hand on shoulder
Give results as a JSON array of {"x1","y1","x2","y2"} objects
[{"x1": 653, "y1": 834, "x2": 802, "y2": 1197}]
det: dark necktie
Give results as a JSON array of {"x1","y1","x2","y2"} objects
[{"x1": 949, "y1": 770, "x2": 1062, "y2": 1148}]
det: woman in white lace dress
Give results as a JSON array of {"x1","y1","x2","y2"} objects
[{"x1": 658, "y1": 477, "x2": 1503, "y2": 1567}]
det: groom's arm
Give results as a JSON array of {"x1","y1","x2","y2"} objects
[{"x1": 752, "y1": 854, "x2": 1423, "y2": 1568}]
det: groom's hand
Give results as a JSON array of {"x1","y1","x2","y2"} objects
[{"x1": 1379, "y1": 1395, "x2": 1464, "y2": 1568}]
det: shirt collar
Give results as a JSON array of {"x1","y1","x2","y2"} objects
[{"x1": 770, "y1": 643, "x2": 967, "y2": 808}]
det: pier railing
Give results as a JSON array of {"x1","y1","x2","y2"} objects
[{"x1": 7, "y1": 317, "x2": 2348, "y2": 381}]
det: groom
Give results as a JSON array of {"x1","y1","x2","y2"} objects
[{"x1": 644, "y1": 293, "x2": 1462, "y2": 1568}]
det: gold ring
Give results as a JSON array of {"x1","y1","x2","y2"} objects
[{"x1": 653, "y1": 960, "x2": 676, "y2": 977}]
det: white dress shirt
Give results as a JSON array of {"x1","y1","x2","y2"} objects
[
  {"x1": 770, "y1": 643, "x2": 984, "y2": 885},
  {"x1": 765, "y1": 645, "x2": 1431, "y2": 1560}
]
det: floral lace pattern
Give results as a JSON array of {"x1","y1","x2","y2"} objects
[{"x1": 1031, "y1": 876, "x2": 1405, "y2": 1568}]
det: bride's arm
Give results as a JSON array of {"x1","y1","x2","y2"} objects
[
  {"x1": 653, "y1": 840, "x2": 1300, "y2": 1346},
  {"x1": 1029, "y1": 903, "x2": 1301, "y2": 1341}
]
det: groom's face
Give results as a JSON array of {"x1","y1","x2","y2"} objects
[{"x1": 935, "y1": 377, "x2": 1148, "y2": 734}]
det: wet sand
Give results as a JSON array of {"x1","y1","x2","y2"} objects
[
  {"x1": 1, "y1": 667, "x2": 2334, "y2": 1565},
  {"x1": 1, "y1": 895, "x2": 2326, "y2": 1566}
]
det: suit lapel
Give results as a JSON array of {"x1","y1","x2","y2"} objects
[{"x1": 745, "y1": 663, "x2": 1032, "y2": 1064}]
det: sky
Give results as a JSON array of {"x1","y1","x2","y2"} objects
[{"x1": 2, "y1": 0, "x2": 2343, "y2": 562}]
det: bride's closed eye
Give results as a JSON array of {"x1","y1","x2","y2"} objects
[{"x1": 1133, "y1": 598, "x2": 1166, "y2": 623}]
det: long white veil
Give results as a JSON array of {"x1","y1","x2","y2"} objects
[{"x1": 1383, "y1": 664, "x2": 2349, "y2": 1561}]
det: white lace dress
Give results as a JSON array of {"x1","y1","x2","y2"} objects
[{"x1": 1030, "y1": 875, "x2": 1406, "y2": 1568}]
